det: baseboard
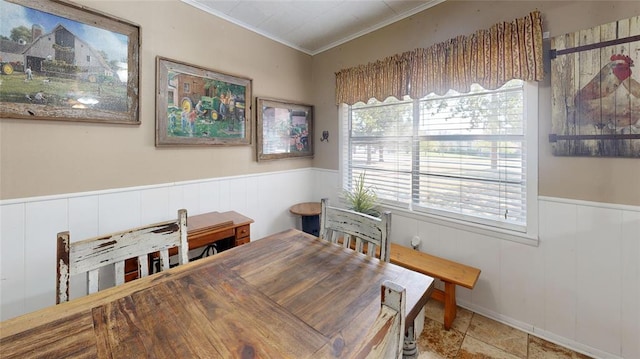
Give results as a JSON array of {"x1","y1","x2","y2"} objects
[{"x1": 456, "y1": 299, "x2": 622, "y2": 359}]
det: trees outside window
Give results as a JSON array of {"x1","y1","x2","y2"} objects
[{"x1": 342, "y1": 79, "x2": 538, "y2": 235}]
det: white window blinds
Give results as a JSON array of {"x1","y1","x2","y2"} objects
[{"x1": 342, "y1": 79, "x2": 534, "y2": 233}]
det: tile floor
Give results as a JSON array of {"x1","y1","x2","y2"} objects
[{"x1": 417, "y1": 300, "x2": 593, "y2": 359}]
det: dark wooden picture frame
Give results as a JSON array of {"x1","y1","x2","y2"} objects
[
  {"x1": 256, "y1": 97, "x2": 313, "y2": 161},
  {"x1": 0, "y1": 0, "x2": 140, "y2": 125},
  {"x1": 155, "y1": 57, "x2": 252, "y2": 146}
]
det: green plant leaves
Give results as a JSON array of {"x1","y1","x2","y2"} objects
[{"x1": 344, "y1": 172, "x2": 380, "y2": 217}]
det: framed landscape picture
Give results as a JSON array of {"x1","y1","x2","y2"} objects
[
  {"x1": 155, "y1": 57, "x2": 252, "y2": 146},
  {"x1": 256, "y1": 97, "x2": 313, "y2": 161},
  {"x1": 0, "y1": 0, "x2": 140, "y2": 124}
]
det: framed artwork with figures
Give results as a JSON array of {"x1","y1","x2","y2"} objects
[{"x1": 155, "y1": 57, "x2": 252, "y2": 146}]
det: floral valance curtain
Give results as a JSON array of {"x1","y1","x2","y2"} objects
[{"x1": 335, "y1": 11, "x2": 544, "y2": 105}]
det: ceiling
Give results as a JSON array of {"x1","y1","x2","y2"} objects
[{"x1": 182, "y1": 0, "x2": 445, "y2": 55}]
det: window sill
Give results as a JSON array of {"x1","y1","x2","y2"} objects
[{"x1": 384, "y1": 205, "x2": 540, "y2": 247}]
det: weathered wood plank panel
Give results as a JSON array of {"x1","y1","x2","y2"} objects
[
  {"x1": 319, "y1": 198, "x2": 391, "y2": 261},
  {"x1": 551, "y1": 15, "x2": 640, "y2": 157},
  {"x1": 57, "y1": 209, "x2": 188, "y2": 303},
  {"x1": 349, "y1": 281, "x2": 406, "y2": 359}
]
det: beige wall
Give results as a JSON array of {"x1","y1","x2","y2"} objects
[
  {"x1": 3, "y1": 1, "x2": 640, "y2": 206},
  {"x1": 312, "y1": 0, "x2": 640, "y2": 206},
  {"x1": 0, "y1": 0, "x2": 313, "y2": 200}
]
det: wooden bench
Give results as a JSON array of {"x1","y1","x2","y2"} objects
[{"x1": 389, "y1": 243, "x2": 481, "y2": 330}]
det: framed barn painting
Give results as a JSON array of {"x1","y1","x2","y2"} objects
[
  {"x1": 0, "y1": 0, "x2": 140, "y2": 124},
  {"x1": 550, "y1": 15, "x2": 640, "y2": 157},
  {"x1": 256, "y1": 97, "x2": 313, "y2": 161},
  {"x1": 155, "y1": 57, "x2": 252, "y2": 146}
]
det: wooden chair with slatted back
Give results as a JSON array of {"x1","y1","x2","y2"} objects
[
  {"x1": 350, "y1": 280, "x2": 406, "y2": 359},
  {"x1": 319, "y1": 198, "x2": 391, "y2": 262},
  {"x1": 56, "y1": 209, "x2": 189, "y2": 304}
]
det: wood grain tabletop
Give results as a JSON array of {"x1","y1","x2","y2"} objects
[{"x1": 0, "y1": 229, "x2": 434, "y2": 358}]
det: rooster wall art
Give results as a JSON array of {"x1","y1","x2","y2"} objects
[{"x1": 551, "y1": 15, "x2": 640, "y2": 157}]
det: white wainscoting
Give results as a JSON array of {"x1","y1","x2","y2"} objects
[
  {"x1": 0, "y1": 168, "x2": 340, "y2": 321},
  {"x1": 1, "y1": 168, "x2": 638, "y2": 359},
  {"x1": 388, "y1": 196, "x2": 639, "y2": 359}
]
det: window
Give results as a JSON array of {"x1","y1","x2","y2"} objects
[{"x1": 341, "y1": 80, "x2": 538, "y2": 240}]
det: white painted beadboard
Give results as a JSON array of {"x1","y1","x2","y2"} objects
[
  {"x1": 1, "y1": 168, "x2": 638, "y2": 359},
  {"x1": 0, "y1": 168, "x2": 339, "y2": 318}
]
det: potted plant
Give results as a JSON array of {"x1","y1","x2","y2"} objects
[{"x1": 344, "y1": 172, "x2": 380, "y2": 217}]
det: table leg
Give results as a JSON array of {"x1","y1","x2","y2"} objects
[
  {"x1": 443, "y1": 282, "x2": 457, "y2": 330},
  {"x1": 403, "y1": 325, "x2": 418, "y2": 358}
]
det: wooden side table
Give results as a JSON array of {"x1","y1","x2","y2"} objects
[
  {"x1": 186, "y1": 211, "x2": 253, "y2": 249},
  {"x1": 289, "y1": 202, "x2": 321, "y2": 236},
  {"x1": 124, "y1": 211, "x2": 254, "y2": 282}
]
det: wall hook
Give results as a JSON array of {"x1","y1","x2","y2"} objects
[{"x1": 320, "y1": 130, "x2": 329, "y2": 142}]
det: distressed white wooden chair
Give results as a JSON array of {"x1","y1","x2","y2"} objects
[
  {"x1": 319, "y1": 198, "x2": 391, "y2": 262},
  {"x1": 56, "y1": 209, "x2": 189, "y2": 304},
  {"x1": 350, "y1": 281, "x2": 406, "y2": 359}
]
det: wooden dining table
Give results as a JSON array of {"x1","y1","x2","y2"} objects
[{"x1": 0, "y1": 229, "x2": 434, "y2": 358}]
